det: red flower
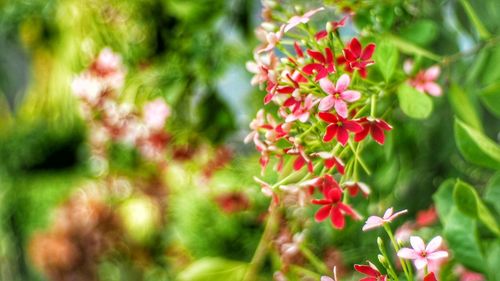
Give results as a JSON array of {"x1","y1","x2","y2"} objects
[
  {"x1": 315, "y1": 16, "x2": 347, "y2": 40},
  {"x1": 424, "y1": 272, "x2": 437, "y2": 281},
  {"x1": 354, "y1": 263, "x2": 387, "y2": 281},
  {"x1": 285, "y1": 146, "x2": 314, "y2": 173},
  {"x1": 311, "y1": 152, "x2": 345, "y2": 175},
  {"x1": 303, "y1": 48, "x2": 336, "y2": 81},
  {"x1": 318, "y1": 112, "x2": 363, "y2": 146},
  {"x1": 341, "y1": 38, "x2": 375, "y2": 78},
  {"x1": 312, "y1": 177, "x2": 360, "y2": 229},
  {"x1": 354, "y1": 117, "x2": 392, "y2": 145}
]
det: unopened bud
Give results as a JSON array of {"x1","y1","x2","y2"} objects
[
  {"x1": 378, "y1": 254, "x2": 387, "y2": 265},
  {"x1": 377, "y1": 237, "x2": 384, "y2": 248},
  {"x1": 326, "y1": 21, "x2": 333, "y2": 33},
  {"x1": 261, "y1": 22, "x2": 276, "y2": 32}
]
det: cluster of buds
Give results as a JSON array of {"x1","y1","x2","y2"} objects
[
  {"x1": 246, "y1": 5, "x2": 391, "y2": 229},
  {"x1": 71, "y1": 48, "x2": 171, "y2": 168}
]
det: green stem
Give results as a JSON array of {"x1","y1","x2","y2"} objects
[
  {"x1": 299, "y1": 245, "x2": 329, "y2": 275},
  {"x1": 383, "y1": 224, "x2": 413, "y2": 281},
  {"x1": 370, "y1": 94, "x2": 377, "y2": 117},
  {"x1": 243, "y1": 205, "x2": 280, "y2": 281},
  {"x1": 459, "y1": 0, "x2": 491, "y2": 39}
]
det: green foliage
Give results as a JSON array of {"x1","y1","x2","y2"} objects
[
  {"x1": 399, "y1": 20, "x2": 438, "y2": 47},
  {"x1": 397, "y1": 83, "x2": 433, "y2": 119},
  {"x1": 479, "y1": 82, "x2": 500, "y2": 118},
  {"x1": 454, "y1": 118, "x2": 500, "y2": 170},
  {"x1": 374, "y1": 41, "x2": 398, "y2": 82},
  {"x1": 448, "y1": 84, "x2": 482, "y2": 131},
  {"x1": 176, "y1": 257, "x2": 248, "y2": 281}
]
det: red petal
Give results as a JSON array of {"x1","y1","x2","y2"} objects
[
  {"x1": 264, "y1": 93, "x2": 273, "y2": 104},
  {"x1": 339, "y1": 203, "x2": 359, "y2": 219},
  {"x1": 325, "y1": 47, "x2": 334, "y2": 65},
  {"x1": 323, "y1": 125, "x2": 338, "y2": 142},
  {"x1": 315, "y1": 30, "x2": 328, "y2": 40},
  {"x1": 343, "y1": 49, "x2": 357, "y2": 62},
  {"x1": 315, "y1": 68, "x2": 329, "y2": 81},
  {"x1": 277, "y1": 86, "x2": 295, "y2": 94},
  {"x1": 424, "y1": 273, "x2": 437, "y2": 281},
  {"x1": 376, "y1": 119, "x2": 392, "y2": 131},
  {"x1": 359, "y1": 67, "x2": 368, "y2": 78},
  {"x1": 337, "y1": 127, "x2": 349, "y2": 146},
  {"x1": 325, "y1": 158, "x2": 335, "y2": 169},
  {"x1": 294, "y1": 42, "x2": 304, "y2": 57},
  {"x1": 331, "y1": 207, "x2": 345, "y2": 229},
  {"x1": 315, "y1": 205, "x2": 332, "y2": 222},
  {"x1": 318, "y1": 112, "x2": 338, "y2": 123},
  {"x1": 371, "y1": 124, "x2": 385, "y2": 145},
  {"x1": 349, "y1": 38, "x2": 362, "y2": 57},
  {"x1": 354, "y1": 125, "x2": 370, "y2": 142},
  {"x1": 361, "y1": 43, "x2": 376, "y2": 60},
  {"x1": 307, "y1": 49, "x2": 326, "y2": 64},
  {"x1": 303, "y1": 63, "x2": 323, "y2": 74},
  {"x1": 359, "y1": 278, "x2": 377, "y2": 281},
  {"x1": 335, "y1": 158, "x2": 345, "y2": 174},
  {"x1": 293, "y1": 156, "x2": 306, "y2": 171},
  {"x1": 354, "y1": 264, "x2": 380, "y2": 277},
  {"x1": 311, "y1": 199, "x2": 331, "y2": 205},
  {"x1": 328, "y1": 188, "x2": 342, "y2": 202},
  {"x1": 343, "y1": 120, "x2": 364, "y2": 133},
  {"x1": 307, "y1": 161, "x2": 314, "y2": 173}
]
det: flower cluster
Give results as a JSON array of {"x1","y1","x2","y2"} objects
[
  {"x1": 71, "y1": 48, "x2": 171, "y2": 167},
  {"x1": 246, "y1": 6, "x2": 392, "y2": 229}
]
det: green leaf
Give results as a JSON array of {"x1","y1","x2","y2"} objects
[
  {"x1": 448, "y1": 84, "x2": 482, "y2": 131},
  {"x1": 433, "y1": 179, "x2": 456, "y2": 223},
  {"x1": 399, "y1": 20, "x2": 438, "y2": 46},
  {"x1": 487, "y1": 241, "x2": 500, "y2": 281},
  {"x1": 479, "y1": 82, "x2": 500, "y2": 118},
  {"x1": 454, "y1": 118, "x2": 500, "y2": 169},
  {"x1": 177, "y1": 258, "x2": 249, "y2": 281},
  {"x1": 384, "y1": 34, "x2": 441, "y2": 62},
  {"x1": 444, "y1": 207, "x2": 486, "y2": 273},
  {"x1": 453, "y1": 180, "x2": 499, "y2": 235},
  {"x1": 374, "y1": 41, "x2": 398, "y2": 82},
  {"x1": 484, "y1": 172, "x2": 500, "y2": 214},
  {"x1": 397, "y1": 83, "x2": 433, "y2": 119}
]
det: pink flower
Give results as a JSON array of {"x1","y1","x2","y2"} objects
[
  {"x1": 258, "y1": 24, "x2": 286, "y2": 54},
  {"x1": 354, "y1": 262, "x2": 387, "y2": 281},
  {"x1": 143, "y1": 98, "x2": 170, "y2": 131},
  {"x1": 284, "y1": 7, "x2": 325, "y2": 33},
  {"x1": 341, "y1": 38, "x2": 375, "y2": 78},
  {"x1": 321, "y1": 267, "x2": 338, "y2": 281},
  {"x1": 354, "y1": 117, "x2": 393, "y2": 145},
  {"x1": 303, "y1": 48, "x2": 336, "y2": 81},
  {"x1": 318, "y1": 74, "x2": 361, "y2": 117},
  {"x1": 312, "y1": 177, "x2": 361, "y2": 229},
  {"x1": 362, "y1": 207, "x2": 407, "y2": 231},
  {"x1": 397, "y1": 236, "x2": 449, "y2": 270},
  {"x1": 405, "y1": 60, "x2": 442, "y2": 96},
  {"x1": 284, "y1": 94, "x2": 319, "y2": 123},
  {"x1": 254, "y1": 177, "x2": 279, "y2": 204},
  {"x1": 318, "y1": 112, "x2": 363, "y2": 146}
]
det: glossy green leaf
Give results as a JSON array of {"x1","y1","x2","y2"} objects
[
  {"x1": 454, "y1": 118, "x2": 500, "y2": 169},
  {"x1": 384, "y1": 34, "x2": 441, "y2": 62},
  {"x1": 453, "y1": 180, "x2": 499, "y2": 235},
  {"x1": 397, "y1": 83, "x2": 433, "y2": 119},
  {"x1": 448, "y1": 84, "x2": 482, "y2": 131},
  {"x1": 484, "y1": 172, "x2": 500, "y2": 214},
  {"x1": 374, "y1": 41, "x2": 398, "y2": 82},
  {"x1": 444, "y1": 207, "x2": 486, "y2": 273},
  {"x1": 177, "y1": 258, "x2": 249, "y2": 281},
  {"x1": 479, "y1": 82, "x2": 500, "y2": 118},
  {"x1": 487, "y1": 241, "x2": 500, "y2": 281},
  {"x1": 399, "y1": 20, "x2": 438, "y2": 46},
  {"x1": 433, "y1": 179, "x2": 456, "y2": 222}
]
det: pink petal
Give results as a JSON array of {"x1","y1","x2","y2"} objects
[
  {"x1": 319, "y1": 77, "x2": 336, "y2": 95},
  {"x1": 362, "y1": 216, "x2": 384, "y2": 231},
  {"x1": 414, "y1": 258, "x2": 428, "y2": 270},
  {"x1": 397, "y1": 248, "x2": 419, "y2": 260},
  {"x1": 334, "y1": 100, "x2": 348, "y2": 118},
  {"x1": 323, "y1": 125, "x2": 338, "y2": 142},
  {"x1": 319, "y1": 96, "x2": 336, "y2": 111},
  {"x1": 321, "y1": 277, "x2": 334, "y2": 281},
  {"x1": 341, "y1": 90, "x2": 361, "y2": 102},
  {"x1": 336, "y1": 74, "x2": 350, "y2": 92},
  {"x1": 426, "y1": 236, "x2": 443, "y2": 253},
  {"x1": 383, "y1": 207, "x2": 394, "y2": 219},
  {"x1": 410, "y1": 236, "x2": 426, "y2": 252},
  {"x1": 403, "y1": 60, "x2": 414, "y2": 74},
  {"x1": 388, "y1": 209, "x2": 408, "y2": 221},
  {"x1": 426, "y1": 251, "x2": 448, "y2": 260},
  {"x1": 315, "y1": 205, "x2": 332, "y2": 222},
  {"x1": 424, "y1": 66, "x2": 440, "y2": 80},
  {"x1": 424, "y1": 82, "x2": 442, "y2": 96}
]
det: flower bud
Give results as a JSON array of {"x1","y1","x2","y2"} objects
[
  {"x1": 378, "y1": 254, "x2": 387, "y2": 265},
  {"x1": 326, "y1": 21, "x2": 333, "y2": 33},
  {"x1": 377, "y1": 237, "x2": 384, "y2": 248},
  {"x1": 261, "y1": 22, "x2": 276, "y2": 32}
]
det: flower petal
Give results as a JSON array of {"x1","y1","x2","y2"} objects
[
  {"x1": 315, "y1": 205, "x2": 332, "y2": 222},
  {"x1": 371, "y1": 124, "x2": 385, "y2": 144},
  {"x1": 414, "y1": 258, "x2": 428, "y2": 270},
  {"x1": 318, "y1": 112, "x2": 338, "y2": 123},
  {"x1": 424, "y1": 65, "x2": 440, "y2": 80},
  {"x1": 323, "y1": 124, "x2": 338, "y2": 142},
  {"x1": 354, "y1": 264, "x2": 379, "y2": 277},
  {"x1": 426, "y1": 250, "x2": 448, "y2": 260},
  {"x1": 341, "y1": 90, "x2": 361, "y2": 102},
  {"x1": 383, "y1": 207, "x2": 394, "y2": 219},
  {"x1": 331, "y1": 206, "x2": 345, "y2": 229},
  {"x1": 334, "y1": 100, "x2": 348, "y2": 118},
  {"x1": 337, "y1": 127, "x2": 349, "y2": 146},
  {"x1": 336, "y1": 74, "x2": 350, "y2": 92},
  {"x1": 424, "y1": 82, "x2": 442, "y2": 96},
  {"x1": 397, "y1": 248, "x2": 419, "y2": 259},
  {"x1": 319, "y1": 96, "x2": 336, "y2": 111},
  {"x1": 410, "y1": 236, "x2": 426, "y2": 252},
  {"x1": 319, "y1": 77, "x2": 336, "y2": 95},
  {"x1": 349, "y1": 38, "x2": 362, "y2": 58},
  {"x1": 361, "y1": 43, "x2": 376, "y2": 60},
  {"x1": 426, "y1": 236, "x2": 443, "y2": 253},
  {"x1": 343, "y1": 120, "x2": 364, "y2": 133}
]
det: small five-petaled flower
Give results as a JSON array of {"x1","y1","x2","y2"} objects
[{"x1": 397, "y1": 236, "x2": 449, "y2": 270}]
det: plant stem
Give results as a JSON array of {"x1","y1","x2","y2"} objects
[
  {"x1": 458, "y1": 0, "x2": 491, "y2": 39},
  {"x1": 243, "y1": 204, "x2": 280, "y2": 281},
  {"x1": 299, "y1": 245, "x2": 329, "y2": 275},
  {"x1": 383, "y1": 224, "x2": 413, "y2": 281}
]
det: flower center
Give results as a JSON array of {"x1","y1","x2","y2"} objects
[{"x1": 337, "y1": 121, "x2": 343, "y2": 127}]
